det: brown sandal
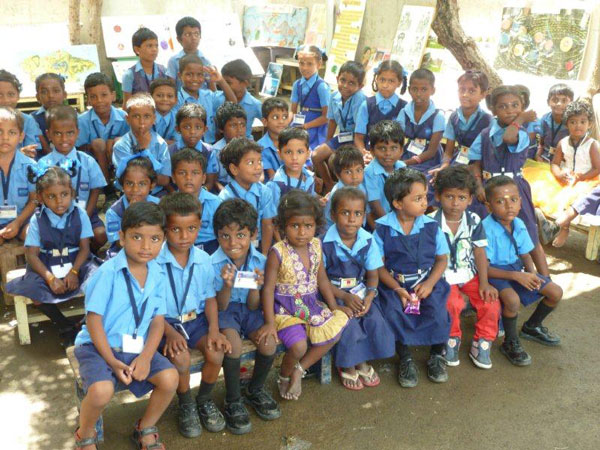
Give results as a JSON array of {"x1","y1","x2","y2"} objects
[
  {"x1": 74, "y1": 429, "x2": 98, "y2": 450},
  {"x1": 131, "y1": 420, "x2": 165, "y2": 450}
]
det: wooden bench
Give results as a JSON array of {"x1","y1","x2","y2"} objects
[
  {"x1": 66, "y1": 342, "x2": 332, "y2": 442},
  {"x1": 5, "y1": 269, "x2": 86, "y2": 345},
  {"x1": 0, "y1": 240, "x2": 26, "y2": 306},
  {"x1": 570, "y1": 215, "x2": 600, "y2": 261}
]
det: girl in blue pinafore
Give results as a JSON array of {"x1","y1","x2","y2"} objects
[
  {"x1": 322, "y1": 186, "x2": 394, "y2": 391},
  {"x1": 468, "y1": 84, "x2": 550, "y2": 276},
  {"x1": 354, "y1": 60, "x2": 408, "y2": 152},
  {"x1": 290, "y1": 45, "x2": 331, "y2": 150},
  {"x1": 375, "y1": 169, "x2": 451, "y2": 388},
  {"x1": 5, "y1": 161, "x2": 99, "y2": 346}
]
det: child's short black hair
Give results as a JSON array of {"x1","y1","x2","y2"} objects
[
  {"x1": 171, "y1": 147, "x2": 208, "y2": 173},
  {"x1": 176, "y1": 16, "x2": 201, "y2": 39},
  {"x1": 118, "y1": 156, "x2": 157, "y2": 186},
  {"x1": 330, "y1": 186, "x2": 367, "y2": 214},
  {"x1": 35, "y1": 73, "x2": 66, "y2": 92},
  {"x1": 221, "y1": 59, "x2": 252, "y2": 83},
  {"x1": 484, "y1": 175, "x2": 518, "y2": 200},
  {"x1": 132, "y1": 27, "x2": 158, "y2": 51},
  {"x1": 487, "y1": 85, "x2": 530, "y2": 111},
  {"x1": 373, "y1": 60, "x2": 407, "y2": 94},
  {"x1": 121, "y1": 201, "x2": 166, "y2": 232},
  {"x1": 0, "y1": 107, "x2": 24, "y2": 132},
  {"x1": 84, "y1": 72, "x2": 114, "y2": 93},
  {"x1": 46, "y1": 105, "x2": 78, "y2": 130},
  {"x1": 384, "y1": 168, "x2": 426, "y2": 207},
  {"x1": 410, "y1": 68, "x2": 435, "y2": 87},
  {"x1": 176, "y1": 103, "x2": 207, "y2": 127},
  {"x1": 159, "y1": 192, "x2": 202, "y2": 221},
  {"x1": 277, "y1": 190, "x2": 325, "y2": 232},
  {"x1": 216, "y1": 101, "x2": 247, "y2": 131},
  {"x1": 369, "y1": 120, "x2": 404, "y2": 147},
  {"x1": 457, "y1": 70, "x2": 489, "y2": 93},
  {"x1": 262, "y1": 97, "x2": 289, "y2": 118},
  {"x1": 220, "y1": 137, "x2": 262, "y2": 177},
  {"x1": 332, "y1": 145, "x2": 364, "y2": 175},
  {"x1": 149, "y1": 77, "x2": 176, "y2": 95},
  {"x1": 563, "y1": 100, "x2": 593, "y2": 123},
  {"x1": 433, "y1": 165, "x2": 477, "y2": 196},
  {"x1": 278, "y1": 127, "x2": 309, "y2": 149},
  {"x1": 179, "y1": 54, "x2": 203, "y2": 73},
  {"x1": 213, "y1": 198, "x2": 258, "y2": 235},
  {"x1": 338, "y1": 61, "x2": 366, "y2": 85},
  {"x1": 0, "y1": 69, "x2": 22, "y2": 93},
  {"x1": 548, "y1": 83, "x2": 574, "y2": 102}
]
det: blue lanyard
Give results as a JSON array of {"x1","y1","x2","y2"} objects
[
  {"x1": 92, "y1": 119, "x2": 115, "y2": 140},
  {"x1": 286, "y1": 172, "x2": 303, "y2": 190},
  {"x1": 491, "y1": 215, "x2": 520, "y2": 258},
  {"x1": 143, "y1": 63, "x2": 156, "y2": 91},
  {"x1": 1, "y1": 156, "x2": 15, "y2": 205},
  {"x1": 166, "y1": 263, "x2": 195, "y2": 315},
  {"x1": 339, "y1": 96, "x2": 354, "y2": 130},
  {"x1": 299, "y1": 79, "x2": 319, "y2": 110},
  {"x1": 443, "y1": 229, "x2": 464, "y2": 271},
  {"x1": 337, "y1": 239, "x2": 368, "y2": 281},
  {"x1": 550, "y1": 119, "x2": 563, "y2": 146},
  {"x1": 122, "y1": 268, "x2": 149, "y2": 339}
]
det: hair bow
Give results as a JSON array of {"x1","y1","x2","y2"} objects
[
  {"x1": 115, "y1": 151, "x2": 161, "y2": 179},
  {"x1": 28, "y1": 158, "x2": 77, "y2": 183}
]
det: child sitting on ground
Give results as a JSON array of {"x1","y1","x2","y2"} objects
[
  {"x1": 150, "y1": 78, "x2": 178, "y2": 143},
  {"x1": 33, "y1": 73, "x2": 68, "y2": 155},
  {"x1": 258, "y1": 98, "x2": 290, "y2": 180},
  {"x1": 170, "y1": 103, "x2": 211, "y2": 160}
]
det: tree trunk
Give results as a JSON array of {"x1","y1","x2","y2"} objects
[
  {"x1": 431, "y1": 0, "x2": 503, "y2": 89},
  {"x1": 68, "y1": 0, "x2": 81, "y2": 45},
  {"x1": 79, "y1": 0, "x2": 112, "y2": 76}
]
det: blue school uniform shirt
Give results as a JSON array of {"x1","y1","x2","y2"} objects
[
  {"x1": 211, "y1": 245, "x2": 266, "y2": 304},
  {"x1": 355, "y1": 93, "x2": 401, "y2": 135},
  {"x1": 219, "y1": 180, "x2": 277, "y2": 242},
  {"x1": 121, "y1": 61, "x2": 167, "y2": 93},
  {"x1": 154, "y1": 110, "x2": 177, "y2": 142},
  {"x1": 206, "y1": 138, "x2": 230, "y2": 184},
  {"x1": 25, "y1": 203, "x2": 93, "y2": 247},
  {"x1": 291, "y1": 73, "x2": 330, "y2": 110},
  {"x1": 196, "y1": 188, "x2": 222, "y2": 246},
  {"x1": 75, "y1": 249, "x2": 167, "y2": 348},
  {"x1": 0, "y1": 150, "x2": 36, "y2": 227},
  {"x1": 322, "y1": 225, "x2": 383, "y2": 271},
  {"x1": 374, "y1": 212, "x2": 449, "y2": 256},
  {"x1": 176, "y1": 87, "x2": 224, "y2": 144},
  {"x1": 258, "y1": 132, "x2": 282, "y2": 176},
  {"x1": 167, "y1": 49, "x2": 211, "y2": 90},
  {"x1": 443, "y1": 106, "x2": 484, "y2": 141},
  {"x1": 19, "y1": 113, "x2": 42, "y2": 150},
  {"x1": 468, "y1": 118, "x2": 530, "y2": 160},
  {"x1": 157, "y1": 244, "x2": 217, "y2": 318},
  {"x1": 112, "y1": 131, "x2": 172, "y2": 180},
  {"x1": 217, "y1": 90, "x2": 262, "y2": 138},
  {"x1": 364, "y1": 158, "x2": 406, "y2": 213},
  {"x1": 482, "y1": 215, "x2": 534, "y2": 266},
  {"x1": 324, "y1": 180, "x2": 369, "y2": 228},
  {"x1": 267, "y1": 166, "x2": 315, "y2": 207},
  {"x1": 76, "y1": 106, "x2": 130, "y2": 147},
  {"x1": 39, "y1": 148, "x2": 107, "y2": 204},
  {"x1": 396, "y1": 100, "x2": 446, "y2": 134},
  {"x1": 327, "y1": 90, "x2": 367, "y2": 133},
  {"x1": 105, "y1": 195, "x2": 160, "y2": 244}
]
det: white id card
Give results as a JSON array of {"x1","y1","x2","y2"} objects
[
  {"x1": 76, "y1": 199, "x2": 87, "y2": 210},
  {"x1": 0, "y1": 205, "x2": 18, "y2": 220},
  {"x1": 251, "y1": 239, "x2": 259, "y2": 248},
  {"x1": 338, "y1": 132, "x2": 353, "y2": 143},
  {"x1": 123, "y1": 334, "x2": 144, "y2": 354},
  {"x1": 292, "y1": 114, "x2": 306, "y2": 126},
  {"x1": 234, "y1": 270, "x2": 258, "y2": 289},
  {"x1": 340, "y1": 277, "x2": 357, "y2": 289},
  {"x1": 445, "y1": 269, "x2": 471, "y2": 286},
  {"x1": 407, "y1": 139, "x2": 426, "y2": 156},
  {"x1": 174, "y1": 322, "x2": 190, "y2": 340},
  {"x1": 51, "y1": 262, "x2": 73, "y2": 278},
  {"x1": 455, "y1": 146, "x2": 470, "y2": 165},
  {"x1": 350, "y1": 283, "x2": 367, "y2": 300}
]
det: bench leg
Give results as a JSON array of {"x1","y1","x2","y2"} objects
[
  {"x1": 75, "y1": 381, "x2": 105, "y2": 443},
  {"x1": 319, "y1": 351, "x2": 332, "y2": 384},
  {"x1": 585, "y1": 226, "x2": 600, "y2": 261},
  {"x1": 14, "y1": 296, "x2": 30, "y2": 345}
]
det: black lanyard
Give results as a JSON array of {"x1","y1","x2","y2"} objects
[
  {"x1": 228, "y1": 183, "x2": 259, "y2": 211},
  {"x1": 570, "y1": 136, "x2": 583, "y2": 172},
  {"x1": 55, "y1": 209, "x2": 73, "y2": 266},
  {"x1": 122, "y1": 268, "x2": 149, "y2": 339},
  {"x1": 339, "y1": 95, "x2": 354, "y2": 130},
  {"x1": 491, "y1": 215, "x2": 519, "y2": 258},
  {"x1": 550, "y1": 119, "x2": 562, "y2": 146},
  {"x1": 286, "y1": 172, "x2": 303, "y2": 190},
  {"x1": 92, "y1": 120, "x2": 114, "y2": 140},
  {"x1": 0, "y1": 156, "x2": 15, "y2": 205},
  {"x1": 72, "y1": 154, "x2": 82, "y2": 201},
  {"x1": 143, "y1": 64, "x2": 156, "y2": 90},
  {"x1": 337, "y1": 240, "x2": 368, "y2": 280},
  {"x1": 166, "y1": 263, "x2": 195, "y2": 315},
  {"x1": 299, "y1": 79, "x2": 319, "y2": 110},
  {"x1": 456, "y1": 111, "x2": 481, "y2": 144},
  {"x1": 444, "y1": 229, "x2": 464, "y2": 271}
]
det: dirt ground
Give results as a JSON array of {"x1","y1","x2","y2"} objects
[{"x1": 1, "y1": 231, "x2": 599, "y2": 450}]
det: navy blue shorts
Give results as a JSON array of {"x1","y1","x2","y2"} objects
[
  {"x1": 161, "y1": 313, "x2": 209, "y2": 350},
  {"x1": 74, "y1": 343, "x2": 174, "y2": 398},
  {"x1": 489, "y1": 273, "x2": 552, "y2": 306},
  {"x1": 195, "y1": 239, "x2": 219, "y2": 255},
  {"x1": 90, "y1": 209, "x2": 105, "y2": 230},
  {"x1": 218, "y1": 302, "x2": 264, "y2": 338}
]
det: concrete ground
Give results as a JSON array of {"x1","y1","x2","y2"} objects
[{"x1": 1, "y1": 232, "x2": 599, "y2": 450}]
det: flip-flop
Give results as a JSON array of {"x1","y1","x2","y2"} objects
[
  {"x1": 357, "y1": 365, "x2": 380, "y2": 387},
  {"x1": 337, "y1": 368, "x2": 364, "y2": 391}
]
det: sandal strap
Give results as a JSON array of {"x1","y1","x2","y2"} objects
[
  {"x1": 339, "y1": 369, "x2": 360, "y2": 382},
  {"x1": 294, "y1": 362, "x2": 306, "y2": 376},
  {"x1": 74, "y1": 429, "x2": 97, "y2": 448},
  {"x1": 135, "y1": 425, "x2": 159, "y2": 438},
  {"x1": 357, "y1": 365, "x2": 375, "y2": 378}
]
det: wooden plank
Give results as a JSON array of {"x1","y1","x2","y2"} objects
[{"x1": 586, "y1": 226, "x2": 600, "y2": 260}]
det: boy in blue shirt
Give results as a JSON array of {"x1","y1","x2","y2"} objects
[
  {"x1": 483, "y1": 176, "x2": 563, "y2": 366},
  {"x1": 212, "y1": 199, "x2": 281, "y2": 434},
  {"x1": 219, "y1": 137, "x2": 276, "y2": 255},
  {"x1": 170, "y1": 103, "x2": 212, "y2": 159},
  {"x1": 364, "y1": 120, "x2": 406, "y2": 219},
  {"x1": 40, "y1": 105, "x2": 108, "y2": 251},
  {"x1": 76, "y1": 72, "x2": 130, "y2": 180},
  {"x1": 207, "y1": 102, "x2": 248, "y2": 192},
  {"x1": 34, "y1": 73, "x2": 68, "y2": 155},
  {"x1": 112, "y1": 93, "x2": 172, "y2": 196},
  {"x1": 258, "y1": 98, "x2": 290, "y2": 180},
  {"x1": 73, "y1": 202, "x2": 177, "y2": 450},
  {"x1": 534, "y1": 83, "x2": 573, "y2": 162},
  {"x1": 158, "y1": 192, "x2": 231, "y2": 437},
  {"x1": 171, "y1": 148, "x2": 222, "y2": 254},
  {"x1": 121, "y1": 27, "x2": 167, "y2": 104},
  {"x1": 0, "y1": 107, "x2": 37, "y2": 244},
  {"x1": 150, "y1": 78, "x2": 178, "y2": 144},
  {"x1": 220, "y1": 59, "x2": 262, "y2": 138},
  {"x1": 167, "y1": 16, "x2": 212, "y2": 90}
]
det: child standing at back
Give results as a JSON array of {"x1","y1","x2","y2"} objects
[
  {"x1": 121, "y1": 27, "x2": 168, "y2": 104},
  {"x1": 33, "y1": 73, "x2": 68, "y2": 155},
  {"x1": 290, "y1": 45, "x2": 330, "y2": 150},
  {"x1": 535, "y1": 83, "x2": 573, "y2": 162},
  {"x1": 258, "y1": 98, "x2": 290, "y2": 180},
  {"x1": 150, "y1": 78, "x2": 178, "y2": 143},
  {"x1": 260, "y1": 190, "x2": 349, "y2": 400},
  {"x1": 354, "y1": 60, "x2": 408, "y2": 154}
]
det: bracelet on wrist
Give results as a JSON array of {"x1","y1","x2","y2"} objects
[
  {"x1": 70, "y1": 268, "x2": 79, "y2": 276},
  {"x1": 47, "y1": 274, "x2": 56, "y2": 283}
]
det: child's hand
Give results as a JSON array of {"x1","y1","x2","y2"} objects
[
  {"x1": 520, "y1": 110, "x2": 537, "y2": 123},
  {"x1": 514, "y1": 272, "x2": 542, "y2": 291},
  {"x1": 414, "y1": 281, "x2": 434, "y2": 300},
  {"x1": 574, "y1": 173, "x2": 586, "y2": 183},
  {"x1": 0, "y1": 221, "x2": 20, "y2": 240},
  {"x1": 208, "y1": 330, "x2": 232, "y2": 353},
  {"x1": 221, "y1": 264, "x2": 236, "y2": 288},
  {"x1": 342, "y1": 292, "x2": 365, "y2": 315},
  {"x1": 476, "y1": 186, "x2": 486, "y2": 204},
  {"x1": 63, "y1": 270, "x2": 79, "y2": 291},
  {"x1": 557, "y1": 170, "x2": 571, "y2": 185},
  {"x1": 479, "y1": 282, "x2": 498, "y2": 303},
  {"x1": 314, "y1": 177, "x2": 324, "y2": 195},
  {"x1": 394, "y1": 287, "x2": 411, "y2": 307},
  {"x1": 20, "y1": 144, "x2": 38, "y2": 159},
  {"x1": 336, "y1": 305, "x2": 354, "y2": 319},
  {"x1": 355, "y1": 294, "x2": 373, "y2": 317},
  {"x1": 129, "y1": 354, "x2": 151, "y2": 381},
  {"x1": 254, "y1": 268, "x2": 265, "y2": 288},
  {"x1": 48, "y1": 276, "x2": 66, "y2": 295},
  {"x1": 363, "y1": 152, "x2": 373, "y2": 165},
  {"x1": 136, "y1": 132, "x2": 152, "y2": 151},
  {"x1": 428, "y1": 163, "x2": 448, "y2": 183},
  {"x1": 255, "y1": 322, "x2": 279, "y2": 345},
  {"x1": 163, "y1": 331, "x2": 188, "y2": 358},
  {"x1": 204, "y1": 66, "x2": 222, "y2": 83},
  {"x1": 110, "y1": 360, "x2": 133, "y2": 385}
]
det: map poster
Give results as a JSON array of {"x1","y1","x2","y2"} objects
[
  {"x1": 261, "y1": 62, "x2": 284, "y2": 97},
  {"x1": 390, "y1": 5, "x2": 435, "y2": 73},
  {"x1": 242, "y1": 5, "x2": 309, "y2": 48},
  {"x1": 325, "y1": 0, "x2": 366, "y2": 86}
]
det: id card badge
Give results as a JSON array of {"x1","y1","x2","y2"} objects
[
  {"x1": 179, "y1": 311, "x2": 197, "y2": 323},
  {"x1": 174, "y1": 322, "x2": 190, "y2": 340},
  {"x1": 340, "y1": 277, "x2": 357, "y2": 289},
  {"x1": 123, "y1": 333, "x2": 144, "y2": 354},
  {"x1": 234, "y1": 271, "x2": 258, "y2": 290},
  {"x1": 455, "y1": 146, "x2": 470, "y2": 165},
  {"x1": 292, "y1": 114, "x2": 306, "y2": 127},
  {"x1": 350, "y1": 282, "x2": 367, "y2": 300},
  {"x1": 50, "y1": 262, "x2": 73, "y2": 278},
  {"x1": 76, "y1": 199, "x2": 87, "y2": 210},
  {"x1": 407, "y1": 139, "x2": 426, "y2": 156},
  {"x1": 0, "y1": 205, "x2": 18, "y2": 220},
  {"x1": 338, "y1": 132, "x2": 353, "y2": 143}
]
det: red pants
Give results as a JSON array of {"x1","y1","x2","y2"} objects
[{"x1": 446, "y1": 275, "x2": 500, "y2": 341}]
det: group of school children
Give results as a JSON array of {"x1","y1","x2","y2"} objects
[{"x1": 1, "y1": 14, "x2": 598, "y2": 450}]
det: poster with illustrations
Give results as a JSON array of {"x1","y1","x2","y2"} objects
[
  {"x1": 261, "y1": 62, "x2": 284, "y2": 97},
  {"x1": 362, "y1": 47, "x2": 391, "y2": 96},
  {"x1": 390, "y1": 5, "x2": 435, "y2": 72},
  {"x1": 304, "y1": 4, "x2": 327, "y2": 49},
  {"x1": 242, "y1": 5, "x2": 308, "y2": 48}
]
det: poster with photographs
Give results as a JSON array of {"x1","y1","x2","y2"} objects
[
  {"x1": 261, "y1": 62, "x2": 284, "y2": 97},
  {"x1": 390, "y1": 5, "x2": 435, "y2": 72}
]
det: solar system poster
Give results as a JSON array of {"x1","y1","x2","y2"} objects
[{"x1": 494, "y1": 8, "x2": 590, "y2": 80}]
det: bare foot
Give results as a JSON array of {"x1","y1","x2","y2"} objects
[
  {"x1": 277, "y1": 374, "x2": 292, "y2": 400},
  {"x1": 287, "y1": 366, "x2": 303, "y2": 400},
  {"x1": 552, "y1": 227, "x2": 569, "y2": 247}
]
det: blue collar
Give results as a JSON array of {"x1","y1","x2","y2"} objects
[
  {"x1": 157, "y1": 244, "x2": 207, "y2": 269},
  {"x1": 369, "y1": 157, "x2": 404, "y2": 175},
  {"x1": 323, "y1": 224, "x2": 371, "y2": 252},
  {"x1": 405, "y1": 100, "x2": 437, "y2": 124},
  {"x1": 375, "y1": 92, "x2": 399, "y2": 107},
  {"x1": 300, "y1": 72, "x2": 319, "y2": 89}
]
